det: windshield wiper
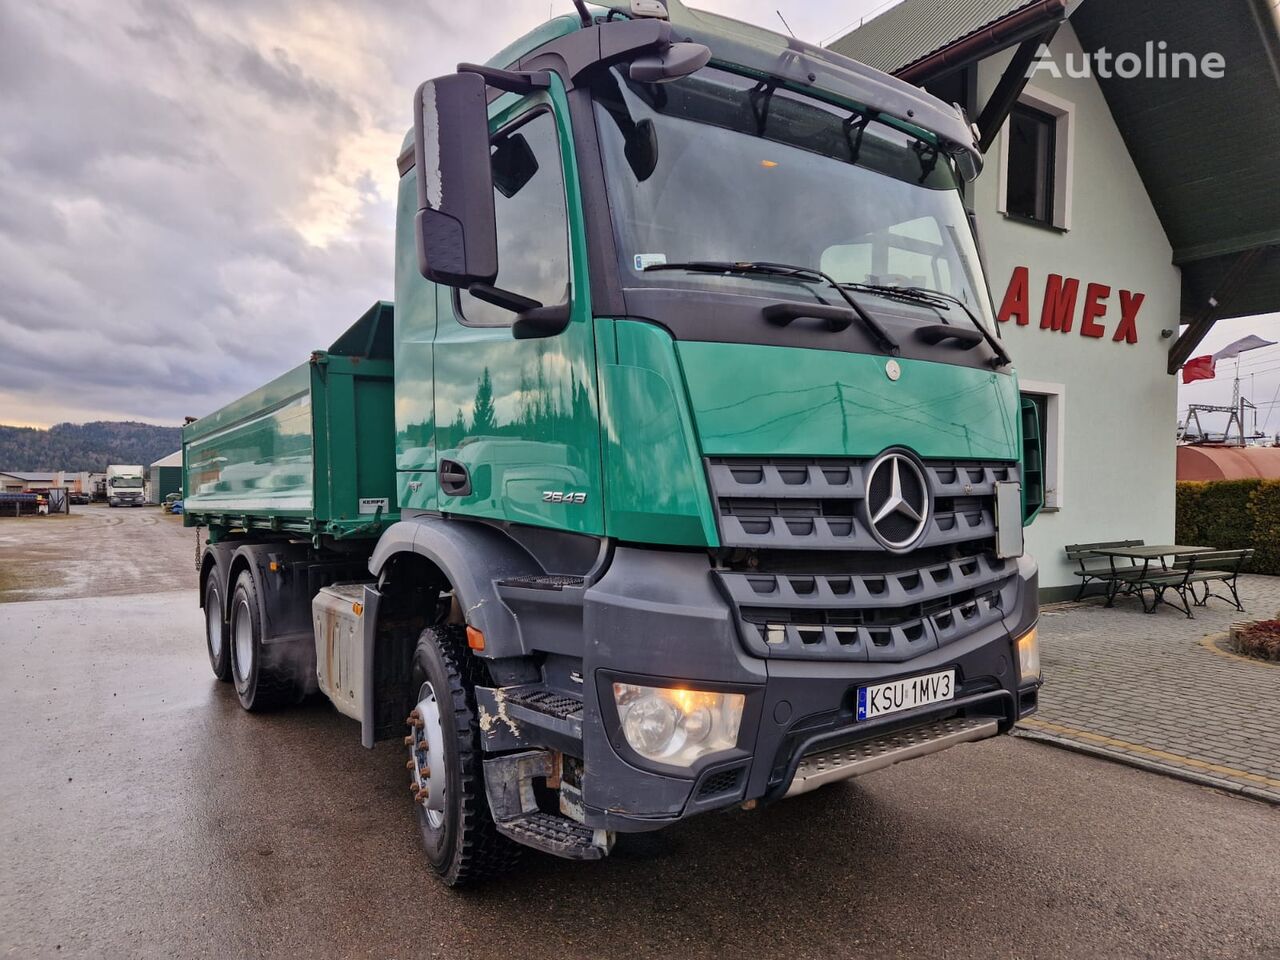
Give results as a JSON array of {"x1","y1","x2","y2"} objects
[
  {"x1": 839, "y1": 281, "x2": 1011, "y2": 368},
  {"x1": 644, "y1": 260, "x2": 899, "y2": 355}
]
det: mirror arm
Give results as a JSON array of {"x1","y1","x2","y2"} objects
[
  {"x1": 467, "y1": 283, "x2": 542, "y2": 314},
  {"x1": 456, "y1": 63, "x2": 552, "y2": 95}
]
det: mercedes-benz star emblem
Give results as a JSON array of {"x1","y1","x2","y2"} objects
[{"x1": 865, "y1": 451, "x2": 930, "y2": 551}]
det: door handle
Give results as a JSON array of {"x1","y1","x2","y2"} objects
[{"x1": 438, "y1": 459, "x2": 472, "y2": 497}]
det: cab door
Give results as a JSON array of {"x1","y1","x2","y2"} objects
[{"x1": 431, "y1": 79, "x2": 603, "y2": 535}]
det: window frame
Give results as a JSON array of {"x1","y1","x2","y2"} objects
[
  {"x1": 1018, "y1": 380, "x2": 1065, "y2": 511},
  {"x1": 997, "y1": 85, "x2": 1074, "y2": 232},
  {"x1": 1004, "y1": 104, "x2": 1056, "y2": 226},
  {"x1": 453, "y1": 102, "x2": 572, "y2": 329}
]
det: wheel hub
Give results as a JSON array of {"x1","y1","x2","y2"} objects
[
  {"x1": 207, "y1": 598, "x2": 223, "y2": 659},
  {"x1": 407, "y1": 683, "x2": 447, "y2": 827},
  {"x1": 232, "y1": 599, "x2": 254, "y2": 683}
]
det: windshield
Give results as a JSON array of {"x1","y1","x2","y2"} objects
[
  {"x1": 591, "y1": 66, "x2": 995, "y2": 328},
  {"x1": 110, "y1": 477, "x2": 143, "y2": 488}
]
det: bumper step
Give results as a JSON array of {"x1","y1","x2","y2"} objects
[
  {"x1": 785, "y1": 716, "x2": 1000, "y2": 797},
  {"x1": 496, "y1": 811, "x2": 610, "y2": 861}
]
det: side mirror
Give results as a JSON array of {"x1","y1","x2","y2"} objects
[
  {"x1": 491, "y1": 132, "x2": 539, "y2": 199},
  {"x1": 513, "y1": 303, "x2": 572, "y2": 340},
  {"x1": 468, "y1": 284, "x2": 573, "y2": 341},
  {"x1": 413, "y1": 73, "x2": 498, "y2": 287}
]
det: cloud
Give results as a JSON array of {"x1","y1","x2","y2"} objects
[{"x1": 0, "y1": 0, "x2": 872, "y2": 428}]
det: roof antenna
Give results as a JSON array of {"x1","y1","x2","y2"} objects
[
  {"x1": 776, "y1": 10, "x2": 796, "y2": 37},
  {"x1": 571, "y1": 0, "x2": 592, "y2": 27}
]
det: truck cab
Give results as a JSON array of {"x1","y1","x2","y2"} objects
[
  {"x1": 105, "y1": 464, "x2": 145, "y2": 507},
  {"x1": 189, "y1": 0, "x2": 1042, "y2": 888}
]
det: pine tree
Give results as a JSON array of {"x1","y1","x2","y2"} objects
[{"x1": 472, "y1": 368, "x2": 497, "y2": 436}]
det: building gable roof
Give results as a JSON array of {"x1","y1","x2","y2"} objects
[
  {"x1": 151, "y1": 450, "x2": 183, "y2": 469},
  {"x1": 1069, "y1": 0, "x2": 1280, "y2": 326},
  {"x1": 828, "y1": 0, "x2": 1046, "y2": 76},
  {"x1": 831, "y1": 0, "x2": 1280, "y2": 368}
]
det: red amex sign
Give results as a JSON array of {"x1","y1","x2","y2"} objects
[{"x1": 996, "y1": 266, "x2": 1143, "y2": 344}]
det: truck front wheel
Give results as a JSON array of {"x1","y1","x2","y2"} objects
[
  {"x1": 406, "y1": 625, "x2": 519, "y2": 886},
  {"x1": 229, "y1": 570, "x2": 302, "y2": 711},
  {"x1": 204, "y1": 575, "x2": 231, "y2": 682}
]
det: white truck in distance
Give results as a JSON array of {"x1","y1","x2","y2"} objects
[{"x1": 105, "y1": 464, "x2": 145, "y2": 507}]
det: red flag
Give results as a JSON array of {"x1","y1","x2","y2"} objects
[{"x1": 1181, "y1": 355, "x2": 1216, "y2": 384}]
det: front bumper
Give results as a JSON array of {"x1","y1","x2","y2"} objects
[{"x1": 578, "y1": 548, "x2": 1039, "y2": 832}]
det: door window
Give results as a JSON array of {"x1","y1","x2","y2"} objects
[{"x1": 458, "y1": 108, "x2": 570, "y2": 326}]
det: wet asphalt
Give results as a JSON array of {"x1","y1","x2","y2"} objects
[{"x1": 1, "y1": 512, "x2": 1279, "y2": 958}]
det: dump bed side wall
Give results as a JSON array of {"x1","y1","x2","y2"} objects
[
  {"x1": 182, "y1": 354, "x2": 399, "y2": 531},
  {"x1": 183, "y1": 363, "x2": 315, "y2": 518}
]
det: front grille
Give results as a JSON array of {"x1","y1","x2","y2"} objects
[
  {"x1": 707, "y1": 455, "x2": 1021, "y2": 663},
  {"x1": 707, "y1": 457, "x2": 1016, "y2": 551},
  {"x1": 716, "y1": 553, "x2": 1017, "y2": 661}
]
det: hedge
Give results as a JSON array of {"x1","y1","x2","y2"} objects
[{"x1": 1176, "y1": 478, "x2": 1280, "y2": 575}]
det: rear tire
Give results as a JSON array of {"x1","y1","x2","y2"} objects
[
  {"x1": 229, "y1": 570, "x2": 302, "y2": 711},
  {"x1": 204, "y1": 575, "x2": 232, "y2": 682},
  {"x1": 407, "y1": 625, "x2": 520, "y2": 887}
]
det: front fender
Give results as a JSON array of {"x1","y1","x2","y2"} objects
[{"x1": 369, "y1": 517, "x2": 543, "y2": 659}]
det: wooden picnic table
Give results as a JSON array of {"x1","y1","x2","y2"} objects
[{"x1": 1088, "y1": 545, "x2": 1213, "y2": 609}]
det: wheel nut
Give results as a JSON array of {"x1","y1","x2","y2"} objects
[
  {"x1": 403, "y1": 734, "x2": 415, "y2": 746},
  {"x1": 419, "y1": 765, "x2": 431, "y2": 778},
  {"x1": 405, "y1": 758, "x2": 416, "y2": 770}
]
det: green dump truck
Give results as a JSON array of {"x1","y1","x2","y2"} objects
[{"x1": 186, "y1": 0, "x2": 1043, "y2": 887}]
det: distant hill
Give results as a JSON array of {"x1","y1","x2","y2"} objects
[{"x1": 0, "y1": 421, "x2": 182, "y2": 473}]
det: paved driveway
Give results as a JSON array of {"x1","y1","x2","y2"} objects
[
  {"x1": 2, "y1": 591, "x2": 1279, "y2": 959},
  {"x1": 1025, "y1": 575, "x2": 1280, "y2": 802}
]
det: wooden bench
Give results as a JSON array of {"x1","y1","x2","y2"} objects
[
  {"x1": 1064, "y1": 540, "x2": 1145, "y2": 601},
  {"x1": 1172, "y1": 549, "x2": 1253, "y2": 612},
  {"x1": 1123, "y1": 548, "x2": 1253, "y2": 618}
]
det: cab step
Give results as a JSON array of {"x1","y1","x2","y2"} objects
[
  {"x1": 483, "y1": 750, "x2": 612, "y2": 861},
  {"x1": 475, "y1": 683, "x2": 583, "y2": 754},
  {"x1": 495, "y1": 811, "x2": 609, "y2": 861}
]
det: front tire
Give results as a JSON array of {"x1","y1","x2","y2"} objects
[
  {"x1": 229, "y1": 570, "x2": 302, "y2": 711},
  {"x1": 204, "y1": 575, "x2": 232, "y2": 682},
  {"x1": 407, "y1": 625, "x2": 519, "y2": 887}
]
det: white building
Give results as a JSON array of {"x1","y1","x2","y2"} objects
[{"x1": 833, "y1": 0, "x2": 1280, "y2": 597}]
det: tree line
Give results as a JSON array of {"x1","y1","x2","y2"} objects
[{"x1": 0, "y1": 421, "x2": 182, "y2": 473}]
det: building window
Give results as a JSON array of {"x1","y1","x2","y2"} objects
[
  {"x1": 1019, "y1": 382, "x2": 1065, "y2": 511},
  {"x1": 1006, "y1": 105, "x2": 1056, "y2": 224},
  {"x1": 998, "y1": 87, "x2": 1074, "y2": 231}
]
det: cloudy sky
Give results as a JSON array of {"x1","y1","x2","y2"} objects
[{"x1": 0, "y1": 0, "x2": 1276, "y2": 433}]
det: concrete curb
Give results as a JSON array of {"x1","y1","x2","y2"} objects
[{"x1": 1013, "y1": 728, "x2": 1280, "y2": 807}]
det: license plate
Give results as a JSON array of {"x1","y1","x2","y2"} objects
[{"x1": 856, "y1": 669, "x2": 955, "y2": 721}]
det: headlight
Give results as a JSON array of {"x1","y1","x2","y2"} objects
[
  {"x1": 1016, "y1": 626, "x2": 1041, "y2": 682},
  {"x1": 613, "y1": 683, "x2": 745, "y2": 767}
]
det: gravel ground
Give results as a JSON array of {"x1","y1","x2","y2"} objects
[{"x1": 0, "y1": 503, "x2": 197, "y2": 602}]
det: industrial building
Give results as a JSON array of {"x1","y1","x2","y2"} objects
[
  {"x1": 148, "y1": 451, "x2": 183, "y2": 504},
  {"x1": 0, "y1": 470, "x2": 97, "y2": 496},
  {"x1": 832, "y1": 0, "x2": 1280, "y2": 596}
]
